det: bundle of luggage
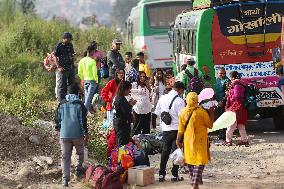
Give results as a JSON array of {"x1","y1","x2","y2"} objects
[
  {"x1": 86, "y1": 141, "x2": 150, "y2": 188},
  {"x1": 134, "y1": 133, "x2": 163, "y2": 155}
]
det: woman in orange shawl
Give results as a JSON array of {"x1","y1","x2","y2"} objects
[{"x1": 176, "y1": 92, "x2": 214, "y2": 189}]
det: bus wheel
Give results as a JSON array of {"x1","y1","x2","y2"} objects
[{"x1": 274, "y1": 116, "x2": 284, "y2": 130}]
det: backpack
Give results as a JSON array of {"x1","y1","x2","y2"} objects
[
  {"x1": 86, "y1": 165, "x2": 123, "y2": 189},
  {"x1": 185, "y1": 68, "x2": 205, "y2": 94},
  {"x1": 240, "y1": 84, "x2": 259, "y2": 111},
  {"x1": 137, "y1": 134, "x2": 163, "y2": 155},
  {"x1": 100, "y1": 57, "x2": 109, "y2": 78},
  {"x1": 43, "y1": 52, "x2": 57, "y2": 72}
]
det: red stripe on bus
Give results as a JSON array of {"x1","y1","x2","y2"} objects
[{"x1": 154, "y1": 58, "x2": 172, "y2": 61}]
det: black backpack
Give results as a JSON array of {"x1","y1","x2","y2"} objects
[
  {"x1": 185, "y1": 68, "x2": 205, "y2": 94},
  {"x1": 238, "y1": 84, "x2": 259, "y2": 111}
]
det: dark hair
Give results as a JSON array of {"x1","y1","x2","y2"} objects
[
  {"x1": 115, "y1": 68, "x2": 125, "y2": 84},
  {"x1": 83, "y1": 50, "x2": 88, "y2": 57},
  {"x1": 87, "y1": 45, "x2": 95, "y2": 54},
  {"x1": 68, "y1": 83, "x2": 80, "y2": 94},
  {"x1": 218, "y1": 67, "x2": 226, "y2": 71},
  {"x1": 137, "y1": 71, "x2": 147, "y2": 86},
  {"x1": 165, "y1": 69, "x2": 174, "y2": 77},
  {"x1": 136, "y1": 52, "x2": 144, "y2": 57},
  {"x1": 125, "y1": 51, "x2": 133, "y2": 57},
  {"x1": 151, "y1": 68, "x2": 165, "y2": 85},
  {"x1": 116, "y1": 81, "x2": 132, "y2": 97},
  {"x1": 276, "y1": 66, "x2": 283, "y2": 75},
  {"x1": 173, "y1": 81, "x2": 185, "y2": 90},
  {"x1": 132, "y1": 59, "x2": 139, "y2": 70},
  {"x1": 181, "y1": 64, "x2": 187, "y2": 71},
  {"x1": 229, "y1": 71, "x2": 240, "y2": 79}
]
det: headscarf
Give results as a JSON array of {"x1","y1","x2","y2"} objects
[{"x1": 185, "y1": 92, "x2": 199, "y2": 110}]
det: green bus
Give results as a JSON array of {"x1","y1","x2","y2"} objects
[
  {"x1": 126, "y1": 0, "x2": 191, "y2": 69},
  {"x1": 172, "y1": 0, "x2": 284, "y2": 128}
]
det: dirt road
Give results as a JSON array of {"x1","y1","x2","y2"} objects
[
  {"x1": 138, "y1": 118, "x2": 284, "y2": 189},
  {"x1": 1, "y1": 118, "x2": 284, "y2": 189}
]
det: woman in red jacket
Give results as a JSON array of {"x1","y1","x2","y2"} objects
[
  {"x1": 224, "y1": 71, "x2": 249, "y2": 146},
  {"x1": 101, "y1": 68, "x2": 125, "y2": 128}
]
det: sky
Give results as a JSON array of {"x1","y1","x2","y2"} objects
[{"x1": 35, "y1": 0, "x2": 113, "y2": 26}]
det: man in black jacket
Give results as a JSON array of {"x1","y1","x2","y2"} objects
[
  {"x1": 107, "y1": 38, "x2": 125, "y2": 79},
  {"x1": 54, "y1": 32, "x2": 76, "y2": 101}
]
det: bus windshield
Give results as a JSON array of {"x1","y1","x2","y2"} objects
[{"x1": 146, "y1": 2, "x2": 191, "y2": 29}]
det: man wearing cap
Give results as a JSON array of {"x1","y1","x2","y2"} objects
[
  {"x1": 54, "y1": 32, "x2": 76, "y2": 101},
  {"x1": 107, "y1": 38, "x2": 125, "y2": 79},
  {"x1": 185, "y1": 57, "x2": 202, "y2": 77}
]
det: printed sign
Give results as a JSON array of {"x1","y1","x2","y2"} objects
[
  {"x1": 216, "y1": 3, "x2": 284, "y2": 37},
  {"x1": 214, "y1": 61, "x2": 277, "y2": 81},
  {"x1": 257, "y1": 87, "x2": 284, "y2": 107}
]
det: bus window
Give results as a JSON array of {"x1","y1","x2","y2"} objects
[
  {"x1": 192, "y1": 31, "x2": 196, "y2": 55},
  {"x1": 177, "y1": 29, "x2": 182, "y2": 53},
  {"x1": 146, "y1": 2, "x2": 191, "y2": 29},
  {"x1": 188, "y1": 30, "x2": 193, "y2": 55}
]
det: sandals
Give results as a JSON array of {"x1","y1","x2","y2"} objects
[
  {"x1": 221, "y1": 140, "x2": 232, "y2": 146},
  {"x1": 237, "y1": 141, "x2": 249, "y2": 147},
  {"x1": 171, "y1": 176, "x2": 184, "y2": 182}
]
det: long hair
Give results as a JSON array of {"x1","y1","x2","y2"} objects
[
  {"x1": 137, "y1": 71, "x2": 147, "y2": 87},
  {"x1": 152, "y1": 68, "x2": 165, "y2": 85},
  {"x1": 114, "y1": 68, "x2": 125, "y2": 85},
  {"x1": 116, "y1": 80, "x2": 132, "y2": 97}
]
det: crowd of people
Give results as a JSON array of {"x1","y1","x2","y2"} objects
[{"x1": 51, "y1": 32, "x2": 284, "y2": 188}]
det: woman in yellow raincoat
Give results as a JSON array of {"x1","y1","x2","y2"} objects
[{"x1": 176, "y1": 92, "x2": 214, "y2": 189}]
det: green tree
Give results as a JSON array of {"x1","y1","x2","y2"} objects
[
  {"x1": 111, "y1": 0, "x2": 139, "y2": 29},
  {"x1": 0, "y1": 0, "x2": 16, "y2": 26},
  {"x1": 16, "y1": 0, "x2": 35, "y2": 14}
]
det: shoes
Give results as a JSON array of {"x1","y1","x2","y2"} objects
[
  {"x1": 237, "y1": 141, "x2": 249, "y2": 147},
  {"x1": 221, "y1": 141, "x2": 232, "y2": 146},
  {"x1": 75, "y1": 168, "x2": 85, "y2": 178},
  {"x1": 62, "y1": 180, "x2": 69, "y2": 187},
  {"x1": 159, "y1": 175, "x2": 165, "y2": 182},
  {"x1": 171, "y1": 176, "x2": 184, "y2": 182}
]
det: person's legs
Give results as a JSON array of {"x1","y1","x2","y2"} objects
[
  {"x1": 191, "y1": 165, "x2": 205, "y2": 189},
  {"x1": 132, "y1": 112, "x2": 143, "y2": 136},
  {"x1": 159, "y1": 131, "x2": 178, "y2": 181},
  {"x1": 84, "y1": 81, "x2": 97, "y2": 112},
  {"x1": 60, "y1": 139, "x2": 73, "y2": 185},
  {"x1": 226, "y1": 121, "x2": 237, "y2": 143},
  {"x1": 238, "y1": 124, "x2": 249, "y2": 143},
  {"x1": 151, "y1": 113, "x2": 157, "y2": 129},
  {"x1": 141, "y1": 113, "x2": 151, "y2": 134},
  {"x1": 56, "y1": 70, "x2": 68, "y2": 101},
  {"x1": 170, "y1": 131, "x2": 179, "y2": 178},
  {"x1": 73, "y1": 138, "x2": 85, "y2": 175},
  {"x1": 67, "y1": 69, "x2": 75, "y2": 86}
]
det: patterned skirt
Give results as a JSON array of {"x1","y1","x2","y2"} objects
[{"x1": 188, "y1": 165, "x2": 205, "y2": 185}]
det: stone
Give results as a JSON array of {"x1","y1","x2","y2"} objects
[
  {"x1": 248, "y1": 174, "x2": 260, "y2": 179},
  {"x1": 34, "y1": 119, "x2": 53, "y2": 130},
  {"x1": 41, "y1": 167, "x2": 61, "y2": 179},
  {"x1": 32, "y1": 156, "x2": 53, "y2": 168},
  {"x1": 29, "y1": 135, "x2": 40, "y2": 145},
  {"x1": 16, "y1": 166, "x2": 33, "y2": 180},
  {"x1": 15, "y1": 184, "x2": 24, "y2": 189}
]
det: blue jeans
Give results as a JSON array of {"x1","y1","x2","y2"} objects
[{"x1": 84, "y1": 80, "x2": 97, "y2": 111}]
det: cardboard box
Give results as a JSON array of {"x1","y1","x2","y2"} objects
[{"x1": 128, "y1": 166, "x2": 155, "y2": 186}]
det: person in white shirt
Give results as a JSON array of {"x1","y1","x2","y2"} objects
[
  {"x1": 124, "y1": 52, "x2": 132, "y2": 80},
  {"x1": 131, "y1": 71, "x2": 152, "y2": 135},
  {"x1": 154, "y1": 81, "x2": 186, "y2": 182}
]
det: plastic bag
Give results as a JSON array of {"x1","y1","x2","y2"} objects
[{"x1": 170, "y1": 148, "x2": 184, "y2": 166}]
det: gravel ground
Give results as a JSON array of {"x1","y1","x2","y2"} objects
[{"x1": 1, "y1": 117, "x2": 283, "y2": 189}]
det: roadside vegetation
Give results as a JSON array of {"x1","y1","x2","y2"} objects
[{"x1": 0, "y1": 0, "x2": 133, "y2": 164}]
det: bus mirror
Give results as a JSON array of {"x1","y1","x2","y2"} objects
[
  {"x1": 272, "y1": 48, "x2": 281, "y2": 69},
  {"x1": 168, "y1": 30, "x2": 173, "y2": 43}
]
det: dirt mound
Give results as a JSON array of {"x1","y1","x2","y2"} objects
[{"x1": 0, "y1": 114, "x2": 60, "y2": 161}]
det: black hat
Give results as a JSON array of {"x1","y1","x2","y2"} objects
[{"x1": 63, "y1": 32, "x2": 73, "y2": 40}]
